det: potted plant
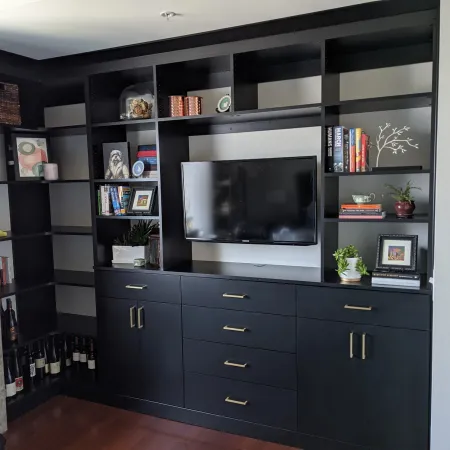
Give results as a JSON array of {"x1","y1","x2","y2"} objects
[
  {"x1": 385, "y1": 180, "x2": 421, "y2": 218},
  {"x1": 112, "y1": 220, "x2": 159, "y2": 264},
  {"x1": 333, "y1": 245, "x2": 369, "y2": 282}
]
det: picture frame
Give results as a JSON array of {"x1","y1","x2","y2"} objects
[
  {"x1": 103, "y1": 142, "x2": 130, "y2": 180},
  {"x1": 11, "y1": 132, "x2": 50, "y2": 180},
  {"x1": 375, "y1": 234, "x2": 418, "y2": 272},
  {"x1": 127, "y1": 187, "x2": 157, "y2": 215}
]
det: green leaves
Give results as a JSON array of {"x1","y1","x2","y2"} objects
[
  {"x1": 385, "y1": 180, "x2": 421, "y2": 203},
  {"x1": 114, "y1": 220, "x2": 159, "y2": 246},
  {"x1": 333, "y1": 245, "x2": 368, "y2": 277}
]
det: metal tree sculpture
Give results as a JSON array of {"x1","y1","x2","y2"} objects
[{"x1": 373, "y1": 123, "x2": 419, "y2": 167}]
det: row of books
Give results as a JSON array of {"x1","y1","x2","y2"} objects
[
  {"x1": 372, "y1": 271, "x2": 420, "y2": 288},
  {"x1": 339, "y1": 204, "x2": 386, "y2": 220},
  {"x1": 326, "y1": 126, "x2": 370, "y2": 173},
  {"x1": 0, "y1": 256, "x2": 13, "y2": 286},
  {"x1": 98, "y1": 185, "x2": 131, "y2": 216}
]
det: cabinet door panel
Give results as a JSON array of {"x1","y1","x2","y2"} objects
[
  {"x1": 138, "y1": 301, "x2": 183, "y2": 406},
  {"x1": 97, "y1": 297, "x2": 139, "y2": 398}
]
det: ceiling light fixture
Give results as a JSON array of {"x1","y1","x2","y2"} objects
[{"x1": 160, "y1": 11, "x2": 177, "y2": 21}]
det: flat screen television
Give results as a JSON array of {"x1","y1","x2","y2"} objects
[{"x1": 181, "y1": 156, "x2": 317, "y2": 245}]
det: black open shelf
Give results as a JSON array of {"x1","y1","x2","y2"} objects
[
  {"x1": 57, "y1": 313, "x2": 97, "y2": 337},
  {"x1": 0, "y1": 280, "x2": 54, "y2": 300},
  {"x1": 52, "y1": 226, "x2": 93, "y2": 235},
  {"x1": 54, "y1": 270, "x2": 95, "y2": 288},
  {"x1": 324, "y1": 213, "x2": 430, "y2": 223},
  {"x1": 0, "y1": 231, "x2": 53, "y2": 241},
  {"x1": 91, "y1": 118, "x2": 156, "y2": 130}
]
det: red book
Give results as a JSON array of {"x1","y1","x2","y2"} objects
[
  {"x1": 355, "y1": 128, "x2": 362, "y2": 172},
  {"x1": 361, "y1": 134, "x2": 369, "y2": 172},
  {"x1": 341, "y1": 203, "x2": 382, "y2": 210}
]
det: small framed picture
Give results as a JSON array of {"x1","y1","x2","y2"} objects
[
  {"x1": 376, "y1": 234, "x2": 418, "y2": 272},
  {"x1": 12, "y1": 133, "x2": 49, "y2": 180},
  {"x1": 127, "y1": 187, "x2": 157, "y2": 215},
  {"x1": 103, "y1": 142, "x2": 130, "y2": 180}
]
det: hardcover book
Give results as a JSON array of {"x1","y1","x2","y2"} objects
[
  {"x1": 341, "y1": 203, "x2": 382, "y2": 210},
  {"x1": 333, "y1": 126, "x2": 346, "y2": 173},
  {"x1": 361, "y1": 133, "x2": 369, "y2": 172},
  {"x1": 326, "y1": 126, "x2": 334, "y2": 172},
  {"x1": 349, "y1": 128, "x2": 356, "y2": 172},
  {"x1": 355, "y1": 128, "x2": 362, "y2": 172},
  {"x1": 343, "y1": 128, "x2": 350, "y2": 172}
]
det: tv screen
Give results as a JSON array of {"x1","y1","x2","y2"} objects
[{"x1": 181, "y1": 157, "x2": 317, "y2": 245}]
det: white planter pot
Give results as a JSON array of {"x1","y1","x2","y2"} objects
[
  {"x1": 112, "y1": 245, "x2": 150, "y2": 264},
  {"x1": 340, "y1": 257, "x2": 361, "y2": 282}
]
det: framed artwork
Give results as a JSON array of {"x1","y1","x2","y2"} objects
[
  {"x1": 375, "y1": 234, "x2": 418, "y2": 272},
  {"x1": 127, "y1": 187, "x2": 157, "y2": 215},
  {"x1": 12, "y1": 133, "x2": 49, "y2": 180},
  {"x1": 103, "y1": 142, "x2": 130, "y2": 180}
]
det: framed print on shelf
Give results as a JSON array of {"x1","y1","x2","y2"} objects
[
  {"x1": 375, "y1": 234, "x2": 418, "y2": 272},
  {"x1": 127, "y1": 187, "x2": 157, "y2": 216},
  {"x1": 11, "y1": 133, "x2": 49, "y2": 180}
]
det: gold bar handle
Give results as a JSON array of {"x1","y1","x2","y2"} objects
[
  {"x1": 344, "y1": 305, "x2": 373, "y2": 312},
  {"x1": 225, "y1": 396, "x2": 248, "y2": 406},
  {"x1": 224, "y1": 360, "x2": 248, "y2": 369},
  {"x1": 130, "y1": 306, "x2": 136, "y2": 328},
  {"x1": 126, "y1": 284, "x2": 147, "y2": 290},
  {"x1": 223, "y1": 293, "x2": 247, "y2": 299},
  {"x1": 349, "y1": 332, "x2": 354, "y2": 359},
  {"x1": 138, "y1": 307, "x2": 144, "y2": 329},
  {"x1": 362, "y1": 333, "x2": 367, "y2": 360},
  {"x1": 223, "y1": 325, "x2": 248, "y2": 333}
]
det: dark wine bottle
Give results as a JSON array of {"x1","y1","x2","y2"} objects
[
  {"x1": 4, "y1": 356, "x2": 16, "y2": 398},
  {"x1": 87, "y1": 338, "x2": 96, "y2": 370},
  {"x1": 72, "y1": 336, "x2": 80, "y2": 363},
  {"x1": 34, "y1": 340, "x2": 45, "y2": 379},
  {"x1": 13, "y1": 349, "x2": 23, "y2": 392},
  {"x1": 49, "y1": 335, "x2": 61, "y2": 376},
  {"x1": 4, "y1": 298, "x2": 18, "y2": 342},
  {"x1": 26, "y1": 344, "x2": 36, "y2": 386},
  {"x1": 79, "y1": 337, "x2": 87, "y2": 365},
  {"x1": 63, "y1": 334, "x2": 71, "y2": 368},
  {"x1": 43, "y1": 337, "x2": 49, "y2": 375}
]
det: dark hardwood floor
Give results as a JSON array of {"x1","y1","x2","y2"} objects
[{"x1": 5, "y1": 396, "x2": 299, "y2": 450}]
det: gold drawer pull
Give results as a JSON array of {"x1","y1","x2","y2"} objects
[
  {"x1": 225, "y1": 396, "x2": 248, "y2": 406},
  {"x1": 129, "y1": 306, "x2": 136, "y2": 328},
  {"x1": 223, "y1": 293, "x2": 247, "y2": 299},
  {"x1": 223, "y1": 325, "x2": 248, "y2": 333},
  {"x1": 126, "y1": 284, "x2": 147, "y2": 290},
  {"x1": 224, "y1": 360, "x2": 248, "y2": 369},
  {"x1": 362, "y1": 333, "x2": 367, "y2": 360},
  {"x1": 344, "y1": 305, "x2": 373, "y2": 311}
]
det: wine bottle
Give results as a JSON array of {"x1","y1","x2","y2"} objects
[
  {"x1": 79, "y1": 337, "x2": 87, "y2": 364},
  {"x1": 4, "y1": 298, "x2": 18, "y2": 342},
  {"x1": 4, "y1": 356, "x2": 16, "y2": 398},
  {"x1": 34, "y1": 340, "x2": 45, "y2": 379},
  {"x1": 43, "y1": 337, "x2": 49, "y2": 375},
  {"x1": 72, "y1": 336, "x2": 80, "y2": 363},
  {"x1": 26, "y1": 344, "x2": 36, "y2": 385},
  {"x1": 49, "y1": 335, "x2": 61, "y2": 376},
  {"x1": 13, "y1": 349, "x2": 24, "y2": 392},
  {"x1": 64, "y1": 334, "x2": 72, "y2": 368},
  {"x1": 87, "y1": 338, "x2": 96, "y2": 370}
]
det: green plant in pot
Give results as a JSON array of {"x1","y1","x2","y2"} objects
[
  {"x1": 333, "y1": 245, "x2": 369, "y2": 282},
  {"x1": 385, "y1": 180, "x2": 421, "y2": 218}
]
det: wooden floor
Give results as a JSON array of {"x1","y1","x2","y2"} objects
[{"x1": 5, "y1": 396, "x2": 298, "y2": 450}]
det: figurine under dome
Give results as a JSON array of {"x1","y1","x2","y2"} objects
[{"x1": 119, "y1": 82, "x2": 155, "y2": 120}]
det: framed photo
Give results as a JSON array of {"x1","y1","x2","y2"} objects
[
  {"x1": 376, "y1": 234, "x2": 418, "y2": 272},
  {"x1": 12, "y1": 133, "x2": 49, "y2": 180},
  {"x1": 127, "y1": 187, "x2": 157, "y2": 215},
  {"x1": 103, "y1": 142, "x2": 130, "y2": 180}
]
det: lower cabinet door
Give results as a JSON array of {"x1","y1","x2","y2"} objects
[
  {"x1": 297, "y1": 318, "x2": 430, "y2": 450},
  {"x1": 137, "y1": 301, "x2": 183, "y2": 406},
  {"x1": 185, "y1": 372, "x2": 297, "y2": 430},
  {"x1": 97, "y1": 296, "x2": 140, "y2": 398}
]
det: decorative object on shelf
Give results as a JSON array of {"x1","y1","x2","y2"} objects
[
  {"x1": 333, "y1": 245, "x2": 369, "y2": 282},
  {"x1": 149, "y1": 232, "x2": 160, "y2": 268},
  {"x1": 132, "y1": 160, "x2": 145, "y2": 178},
  {"x1": 184, "y1": 96, "x2": 203, "y2": 116},
  {"x1": 372, "y1": 123, "x2": 419, "y2": 168},
  {"x1": 385, "y1": 180, "x2": 421, "y2": 218},
  {"x1": 11, "y1": 133, "x2": 49, "y2": 180},
  {"x1": 375, "y1": 234, "x2": 418, "y2": 272},
  {"x1": 43, "y1": 163, "x2": 59, "y2": 181},
  {"x1": 0, "y1": 256, "x2": 13, "y2": 285},
  {"x1": 112, "y1": 220, "x2": 159, "y2": 264},
  {"x1": 216, "y1": 94, "x2": 231, "y2": 113},
  {"x1": 137, "y1": 144, "x2": 157, "y2": 178},
  {"x1": 0, "y1": 231, "x2": 6, "y2": 237},
  {"x1": 119, "y1": 82, "x2": 154, "y2": 120},
  {"x1": 371, "y1": 270, "x2": 421, "y2": 288},
  {"x1": 169, "y1": 95, "x2": 185, "y2": 117},
  {"x1": 4, "y1": 298, "x2": 18, "y2": 343},
  {"x1": 352, "y1": 193, "x2": 376, "y2": 204},
  {"x1": 0, "y1": 82, "x2": 21, "y2": 126},
  {"x1": 339, "y1": 202, "x2": 385, "y2": 220},
  {"x1": 98, "y1": 185, "x2": 131, "y2": 216},
  {"x1": 103, "y1": 142, "x2": 130, "y2": 179},
  {"x1": 133, "y1": 258, "x2": 146, "y2": 267},
  {"x1": 127, "y1": 186, "x2": 157, "y2": 215}
]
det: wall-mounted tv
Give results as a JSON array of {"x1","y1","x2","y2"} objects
[{"x1": 181, "y1": 156, "x2": 317, "y2": 246}]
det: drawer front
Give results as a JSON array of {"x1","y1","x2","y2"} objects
[
  {"x1": 183, "y1": 305, "x2": 296, "y2": 353},
  {"x1": 182, "y1": 276, "x2": 295, "y2": 316},
  {"x1": 185, "y1": 372, "x2": 297, "y2": 430},
  {"x1": 96, "y1": 270, "x2": 181, "y2": 303},
  {"x1": 184, "y1": 339, "x2": 297, "y2": 390},
  {"x1": 297, "y1": 286, "x2": 431, "y2": 330}
]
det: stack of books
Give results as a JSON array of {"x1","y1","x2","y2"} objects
[
  {"x1": 98, "y1": 185, "x2": 131, "y2": 216},
  {"x1": 339, "y1": 204, "x2": 386, "y2": 220},
  {"x1": 372, "y1": 271, "x2": 421, "y2": 288}
]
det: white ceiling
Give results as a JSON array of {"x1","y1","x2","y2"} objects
[{"x1": 0, "y1": 0, "x2": 377, "y2": 60}]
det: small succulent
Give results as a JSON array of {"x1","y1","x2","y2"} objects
[
  {"x1": 114, "y1": 220, "x2": 159, "y2": 246},
  {"x1": 333, "y1": 245, "x2": 369, "y2": 277},
  {"x1": 385, "y1": 180, "x2": 421, "y2": 203}
]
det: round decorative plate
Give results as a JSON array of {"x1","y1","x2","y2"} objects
[
  {"x1": 216, "y1": 95, "x2": 231, "y2": 113},
  {"x1": 132, "y1": 160, "x2": 145, "y2": 178}
]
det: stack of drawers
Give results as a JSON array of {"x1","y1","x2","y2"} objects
[{"x1": 182, "y1": 276, "x2": 298, "y2": 431}]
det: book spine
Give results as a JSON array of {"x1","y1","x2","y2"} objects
[
  {"x1": 343, "y1": 128, "x2": 350, "y2": 172},
  {"x1": 372, "y1": 278, "x2": 420, "y2": 287},
  {"x1": 349, "y1": 128, "x2": 356, "y2": 172},
  {"x1": 333, "y1": 126, "x2": 344, "y2": 173},
  {"x1": 97, "y1": 189, "x2": 102, "y2": 215},
  {"x1": 101, "y1": 186, "x2": 112, "y2": 216},
  {"x1": 373, "y1": 272, "x2": 420, "y2": 280},
  {"x1": 339, "y1": 210, "x2": 383, "y2": 215},
  {"x1": 338, "y1": 215, "x2": 385, "y2": 219},
  {"x1": 326, "y1": 126, "x2": 334, "y2": 172},
  {"x1": 355, "y1": 128, "x2": 362, "y2": 172},
  {"x1": 341, "y1": 204, "x2": 382, "y2": 209},
  {"x1": 361, "y1": 133, "x2": 369, "y2": 172},
  {"x1": 118, "y1": 186, "x2": 131, "y2": 215},
  {"x1": 110, "y1": 187, "x2": 121, "y2": 216}
]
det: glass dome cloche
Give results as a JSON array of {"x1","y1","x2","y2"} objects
[{"x1": 119, "y1": 82, "x2": 155, "y2": 120}]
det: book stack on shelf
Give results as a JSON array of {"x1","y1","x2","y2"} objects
[
  {"x1": 98, "y1": 185, "x2": 131, "y2": 216},
  {"x1": 339, "y1": 203, "x2": 386, "y2": 220},
  {"x1": 327, "y1": 126, "x2": 370, "y2": 173},
  {"x1": 371, "y1": 271, "x2": 421, "y2": 288}
]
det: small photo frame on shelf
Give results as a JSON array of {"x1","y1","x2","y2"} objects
[
  {"x1": 127, "y1": 186, "x2": 157, "y2": 215},
  {"x1": 375, "y1": 234, "x2": 418, "y2": 272},
  {"x1": 103, "y1": 142, "x2": 130, "y2": 180},
  {"x1": 11, "y1": 132, "x2": 49, "y2": 180}
]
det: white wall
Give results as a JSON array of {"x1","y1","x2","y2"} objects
[{"x1": 431, "y1": 2, "x2": 450, "y2": 448}]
